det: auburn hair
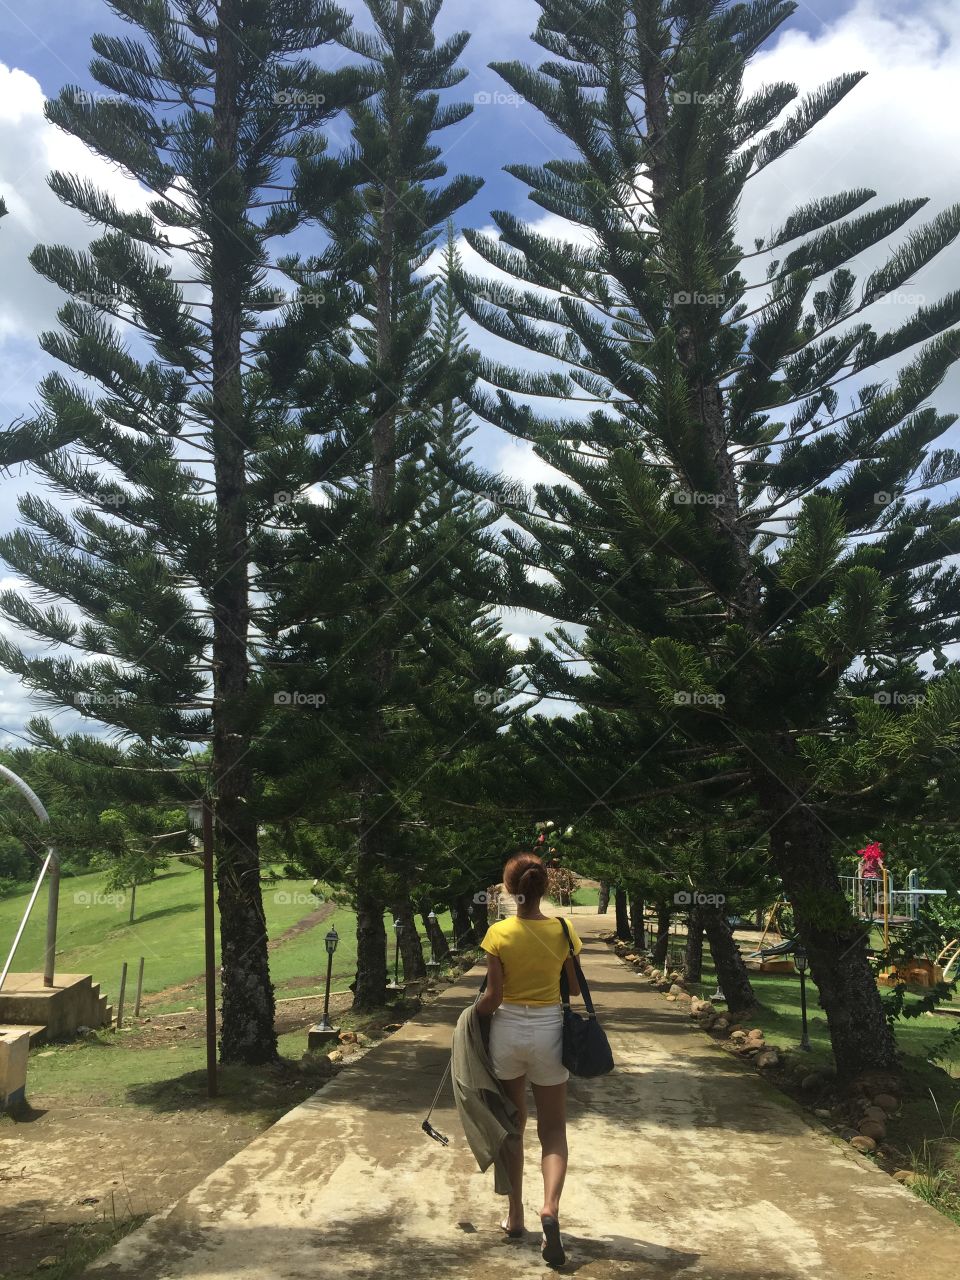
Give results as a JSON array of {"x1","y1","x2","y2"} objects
[{"x1": 503, "y1": 851, "x2": 549, "y2": 901}]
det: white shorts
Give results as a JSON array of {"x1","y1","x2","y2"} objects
[{"x1": 489, "y1": 1002, "x2": 568, "y2": 1086}]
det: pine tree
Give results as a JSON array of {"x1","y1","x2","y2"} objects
[
  {"x1": 457, "y1": 0, "x2": 960, "y2": 1078},
  {"x1": 256, "y1": 0, "x2": 507, "y2": 1009},
  {"x1": 0, "y1": 0, "x2": 367, "y2": 1062}
]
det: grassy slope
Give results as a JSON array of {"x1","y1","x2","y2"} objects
[{"x1": 0, "y1": 864, "x2": 454, "y2": 1011}]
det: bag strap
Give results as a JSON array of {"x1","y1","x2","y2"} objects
[{"x1": 557, "y1": 918, "x2": 597, "y2": 1018}]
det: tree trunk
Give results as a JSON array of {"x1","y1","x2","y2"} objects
[
  {"x1": 210, "y1": 0, "x2": 275, "y2": 1064},
  {"x1": 652, "y1": 901, "x2": 671, "y2": 968},
  {"x1": 470, "y1": 896, "x2": 489, "y2": 945},
  {"x1": 420, "y1": 899, "x2": 450, "y2": 962},
  {"x1": 703, "y1": 906, "x2": 757, "y2": 1012},
  {"x1": 597, "y1": 879, "x2": 610, "y2": 914},
  {"x1": 614, "y1": 886, "x2": 630, "y2": 939},
  {"x1": 354, "y1": 874, "x2": 388, "y2": 1008},
  {"x1": 128, "y1": 881, "x2": 137, "y2": 925},
  {"x1": 762, "y1": 774, "x2": 898, "y2": 1079},
  {"x1": 684, "y1": 906, "x2": 704, "y2": 983},
  {"x1": 393, "y1": 899, "x2": 426, "y2": 980},
  {"x1": 629, "y1": 889, "x2": 646, "y2": 951},
  {"x1": 450, "y1": 896, "x2": 473, "y2": 950}
]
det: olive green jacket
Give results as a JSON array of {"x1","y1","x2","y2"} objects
[{"x1": 451, "y1": 1004, "x2": 520, "y2": 1195}]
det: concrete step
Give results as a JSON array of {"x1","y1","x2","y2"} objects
[{"x1": 0, "y1": 973, "x2": 112, "y2": 1039}]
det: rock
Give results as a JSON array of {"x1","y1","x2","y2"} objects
[
  {"x1": 712, "y1": 1017, "x2": 730, "y2": 1033},
  {"x1": 873, "y1": 1093, "x2": 899, "y2": 1115},
  {"x1": 383, "y1": 1023, "x2": 403, "y2": 1032},
  {"x1": 850, "y1": 1135, "x2": 877, "y2": 1154},
  {"x1": 355, "y1": 1032, "x2": 372, "y2": 1047},
  {"x1": 695, "y1": 1001, "x2": 716, "y2": 1018},
  {"x1": 755, "y1": 1048, "x2": 782, "y2": 1070},
  {"x1": 814, "y1": 1108, "x2": 832, "y2": 1119},
  {"x1": 328, "y1": 1049, "x2": 344, "y2": 1063},
  {"x1": 669, "y1": 983, "x2": 686, "y2": 997},
  {"x1": 37, "y1": 1258, "x2": 58, "y2": 1270},
  {"x1": 665, "y1": 994, "x2": 677, "y2": 1001},
  {"x1": 656, "y1": 980, "x2": 672, "y2": 992},
  {"x1": 745, "y1": 1027, "x2": 765, "y2": 1042},
  {"x1": 624, "y1": 953, "x2": 638, "y2": 962},
  {"x1": 859, "y1": 1119, "x2": 886, "y2": 1142},
  {"x1": 338, "y1": 1030, "x2": 358, "y2": 1044},
  {"x1": 801, "y1": 1074, "x2": 825, "y2": 1092},
  {"x1": 863, "y1": 1105, "x2": 888, "y2": 1125},
  {"x1": 730, "y1": 1030, "x2": 749, "y2": 1046},
  {"x1": 893, "y1": 1169, "x2": 919, "y2": 1185}
]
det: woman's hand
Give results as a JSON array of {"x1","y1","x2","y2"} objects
[{"x1": 475, "y1": 954, "x2": 504, "y2": 1016}]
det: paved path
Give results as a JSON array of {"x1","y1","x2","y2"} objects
[{"x1": 88, "y1": 914, "x2": 959, "y2": 1279}]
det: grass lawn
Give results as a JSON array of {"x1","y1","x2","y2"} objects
[{"x1": 0, "y1": 863, "x2": 456, "y2": 1012}]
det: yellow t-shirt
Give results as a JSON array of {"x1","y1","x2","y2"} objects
[{"x1": 480, "y1": 916, "x2": 583, "y2": 1006}]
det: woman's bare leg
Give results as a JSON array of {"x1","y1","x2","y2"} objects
[
  {"x1": 500, "y1": 1074, "x2": 527, "y2": 1230},
  {"x1": 531, "y1": 1081, "x2": 568, "y2": 1218}
]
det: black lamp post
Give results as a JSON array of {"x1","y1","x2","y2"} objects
[
  {"x1": 387, "y1": 918, "x2": 403, "y2": 992},
  {"x1": 795, "y1": 942, "x2": 812, "y2": 1051},
  {"x1": 319, "y1": 927, "x2": 339, "y2": 1030},
  {"x1": 308, "y1": 926, "x2": 340, "y2": 1050},
  {"x1": 426, "y1": 911, "x2": 441, "y2": 980}
]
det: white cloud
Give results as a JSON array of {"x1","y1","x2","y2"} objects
[{"x1": 0, "y1": 63, "x2": 147, "y2": 346}]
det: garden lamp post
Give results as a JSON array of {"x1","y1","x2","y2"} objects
[
  {"x1": 795, "y1": 943, "x2": 812, "y2": 1051},
  {"x1": 307, "y1": 927, "x2": 340, "y2": 1050},
  {"x1": 387, "y1": 918, "x2": 403, "y2": 992},
  {"x1": 318, "y1": 927, "x2": 339, "y2": 1031},
  {"x1": 186, "y1": 797, "x2": 217, "y2": 1098},
  {"x1": 426, "y1": 911, "x2": 441, "y2": 980}
]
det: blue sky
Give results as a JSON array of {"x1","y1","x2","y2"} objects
[{"x1": 1, "y1": 0, "x2": 959, "y2": 739}]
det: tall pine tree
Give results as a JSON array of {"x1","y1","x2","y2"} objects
[
  {"x1": 0, "y1": 0, "x2": 367, "y2": 1062},
  {"x1": 457, "y1": 0, "x2": 960, "y2": 1077}
]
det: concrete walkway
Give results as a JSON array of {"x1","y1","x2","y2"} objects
[{"x1": 88, "y1": 914, "x2": 959, "y2": 1279}]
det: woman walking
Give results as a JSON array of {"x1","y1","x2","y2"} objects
[{"x1": 476, "y1": 851, "x2": 583, "y2": 1267}]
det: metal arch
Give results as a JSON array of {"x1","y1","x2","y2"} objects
[{"x1": 0, "y1": 763, "x2": 60, "y2": 990}]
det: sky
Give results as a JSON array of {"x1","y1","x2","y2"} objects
[{"x1": 0, "y1": 0, "x2": 959, "y2": 741}]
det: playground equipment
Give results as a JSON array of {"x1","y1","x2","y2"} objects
[
  {"x1": 839, "y1": 865, "x2": 947, "y2": 951},
  {"x1": 747, "y1": 899, "x2": 798, "y2": 973},
  {"x1": 0, "y1": 764, "x2": 59, "y2": 992},
  {"x1": 0, "y1": 765, "x2": 112, "y2": 1042},
  {"x1": 936, "y1": 939, "x2": 960, "y2": 982}
]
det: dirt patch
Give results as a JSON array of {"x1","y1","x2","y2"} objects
[
  {"x1": 266, "y1": 901, "x2": 337, "y2": 950},
  {"x1": 0, "y1": 1103, "x2": 261, "y2": 1277}
]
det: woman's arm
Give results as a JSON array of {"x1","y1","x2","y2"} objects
[
  {"x1": 475, "y1": 954, "x2": 504, "y2": 1016},
  {"x1": 563, "y1": 955, "x2": 581, "y2": 1000}
]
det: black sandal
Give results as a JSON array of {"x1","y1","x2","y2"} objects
[
  {"x1": 500, "y1": 1218, "x2": 524, "y2": 1239},
  {"x1": 540, "y1": 1214, "x2": 565, "y2": 1267}
]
